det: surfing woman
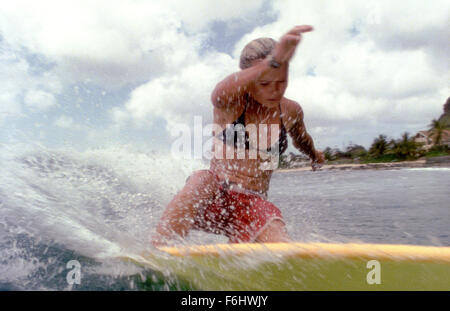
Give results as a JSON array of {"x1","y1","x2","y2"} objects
[{"x1": 152, "y1": 25, "x2": 324, "y2": 245}]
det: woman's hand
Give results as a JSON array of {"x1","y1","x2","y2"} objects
[
  {"x1": 271, "y1": 25, "x2": 314, "y2": 64},
  {"x1": 311, "y1": 150, "x2": 325, "y2": 171}
]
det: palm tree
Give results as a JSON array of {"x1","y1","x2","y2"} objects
[
  {"x1": 323, "y1": 147, "x2": 334, "y2": 161},
  {"x1": 393, "y1": 132, "x2": 420, "y2": 159},
  {"x1": 369, "y1": 134, "x2": 388, "y2": 157}
]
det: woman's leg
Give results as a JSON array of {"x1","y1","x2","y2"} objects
[
  {"x1": 152, "y1": 170, "x2": 218, "y2": 246},
  {"x1": 254, "y1": 220, "x2": 290, "y2": 243}
]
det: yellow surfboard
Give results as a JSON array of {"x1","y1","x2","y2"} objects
[{"x1": 122, "y1": 242, "x2": 450, "y2": 291}]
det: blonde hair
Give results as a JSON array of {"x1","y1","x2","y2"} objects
[{"x1": 239, "y1": 37, "x2": 277, "y2": 70}]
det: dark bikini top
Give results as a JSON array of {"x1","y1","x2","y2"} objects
[{"x1": 219, "y1": 97, "x2": 288, "y2": 156}]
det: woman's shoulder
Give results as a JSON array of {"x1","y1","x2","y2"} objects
[{"x1": 280, "y1": 97, "x2": 304, "y2": 123}]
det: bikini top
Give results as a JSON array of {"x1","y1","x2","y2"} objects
[{"x1": 219, "y1": 97, "x2": 288, "y2": 156}]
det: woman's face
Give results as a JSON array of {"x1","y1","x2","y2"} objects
[{"x1": 249, "y1": 60, "x2": 288, "y2": 109}]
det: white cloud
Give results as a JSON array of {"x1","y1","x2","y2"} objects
[
  {"x1": 24, "y1": 89, "x2": 57, "y2": 111},
  {"x1": 0, "y1": 44, "x2": 62, "y2": 123},
  {"x1": 0, "y1": 91, "x2": 23, "y2": 123},
  {"x1": 0, "y1": 55, "x2": 27, "y2": 122},
  {"x1": 165, "y1": 0, "x2": 265, "y2": 33},
  {"x1": 0, "y1": 0, "x2": 265, "y2": 88},
  {"x1": 53, "y1": 115, "x2": 87, "y2": 134},
  {"x1": 362, "y1": 0, "x2": 450, "y2": 72},
  {"x1": 54, "y1": 115, "x2": 74, "y2": 128},
  {"x1": 112, "y1": 52, "x2": 235, "y2": 132},
  {"x1": 0, "y1": 1, "x2": 190, "y2": 87}
]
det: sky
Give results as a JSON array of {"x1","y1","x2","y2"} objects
[{"x1": 0, "y1": 0, "x2": 449, "y2": 156}]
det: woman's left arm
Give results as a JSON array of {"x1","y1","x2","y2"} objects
[{"x1": 285, "y1": 100, "x2": 324, "y2": 168}]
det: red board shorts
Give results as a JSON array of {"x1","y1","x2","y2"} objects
[{"x1": 192, "y1": 171, "x2": 285, "y2": 243}]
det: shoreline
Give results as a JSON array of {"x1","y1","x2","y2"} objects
[{"x1": 277, "y1": 157, "x2": 450, "y2": 173}]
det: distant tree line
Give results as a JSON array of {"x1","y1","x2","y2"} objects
[
  {"x1": 324, "y1": 97, "x2": 450, "y2": 164},
  {"x1": 323, "y1": 131, "x2": 448, "y2": 165},
  {"x1": 323, "y1": 133, "x2": 425, "y2": 164},
  {"x1": 280, "y1": 97, "x2": 450, "y2": 167}
]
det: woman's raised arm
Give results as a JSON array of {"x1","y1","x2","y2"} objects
[
  {"x1": 211, "y1": 59, "x2": 272, "y2": 109},
  {"x1": 211, "y1": 24, "x2": 314, "y2": 109}
]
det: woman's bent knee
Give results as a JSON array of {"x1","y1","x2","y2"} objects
[
  {"x1": 255, "y1": 219, "x2": 290, "y2": 243},
  {"x1": 188, "y1": 170, "x2": 214, "y2": 184},
  {"x1": 184, "y1": 170, "x2": 218, "y2": 194}
]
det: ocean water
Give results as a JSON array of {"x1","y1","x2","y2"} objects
[
  {"x1": 270, "y1": 168, "x2": 450, "y2": 246},
  {"x1": 0, "y1": 144, "x2": 449, "y2": 290}
]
